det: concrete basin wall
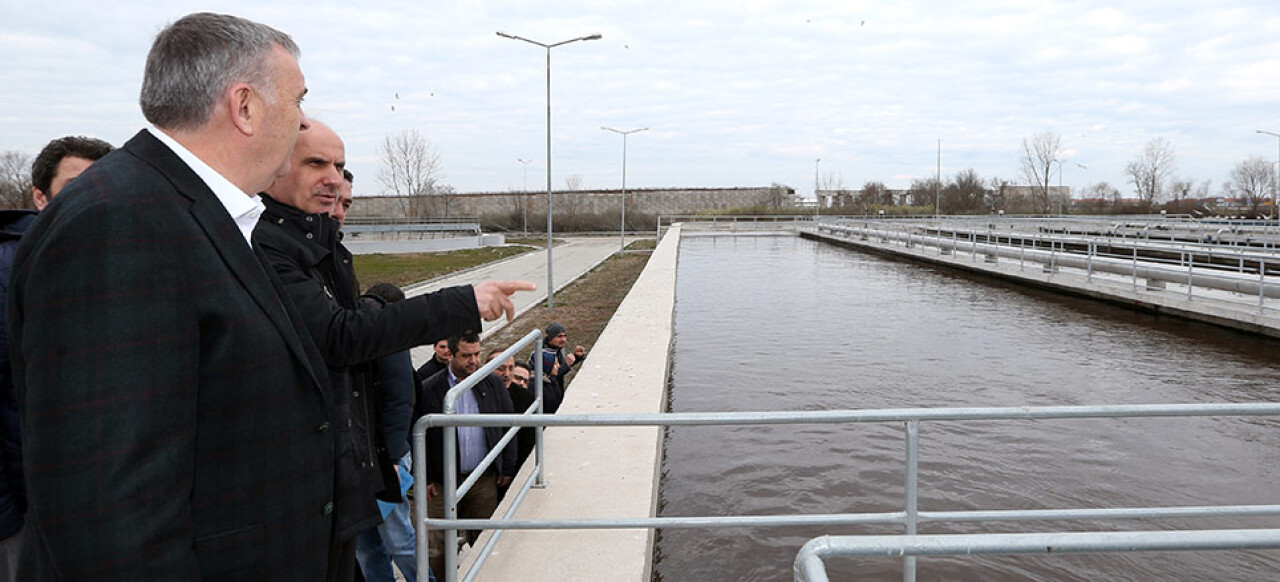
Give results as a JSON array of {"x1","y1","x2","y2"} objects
[{"x1": 464, "y1": 225, "x2": 681, "y2": 580}]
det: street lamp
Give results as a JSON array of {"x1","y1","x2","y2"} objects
[
  {"x1": 601, "y1": 126, "x2": 647, "y2": 255},
  {"x1": 497, "y1": 30, "x2": 602, "y2": 309},
  {"x1": 1052, "y1": 158, "x2": 1069, "y2": 216},
  {"x1": 517, "y1": 158, "x2": 532, "y2": 234},
  {"x1": 1256, "y1": 130, "x2": 1280, "y2": 215},
  {"x1": 814, "y1": 158, "x2": 821, "y2": 216}
]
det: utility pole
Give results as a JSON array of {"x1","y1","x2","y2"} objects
[
  {"x1": 935, "y1": 139, "x2": 941, "y2": 216},
  {"x1": 814, "y1": 158, "x2": 821, "y2": 216}
]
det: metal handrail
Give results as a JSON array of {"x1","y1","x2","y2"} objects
[
  {"x1": 415, "y1": 402, "x2": 1280, "y2": 581},
  {"x1": 815, "y1": 222, "x2": 1280, "y2": 314},
  {"x1": 794, "y1": 529, "x2": 1280, "y2": 582},
  {"x1": 411, "y1": 329, "x2": 545, "y2": 582}
]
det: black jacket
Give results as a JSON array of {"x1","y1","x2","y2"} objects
[
  {"x1": 12, "y1": 131, "x2": 333, "y2": 579},
  {"x1": 0, "y1": 210, "x2": 36, "y2": 541},
  {"x1": 254, "y1": 195, "x2": 481, "y2": 540},
  {"x1": 414, "y1": 369, "x2": 518, "y2": 484},
  {"x1": 506, "y1": 384, "x2": 537, "y2": 469}
]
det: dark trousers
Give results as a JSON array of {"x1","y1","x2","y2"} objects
[
  {"x1": 426, "y1": 468, "x2": 498, "y2": 576},
  {"x1": 326, "y1": 535, "x2": 359, "y2": 582}
]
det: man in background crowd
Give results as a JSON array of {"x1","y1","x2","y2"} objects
[
  {"x1": 29, "y1": 136, "x2": 114, "y2": 210},
  {"x1": 418, "y1": 339, "x2": 452, "y2": 381},
  {"x1": 414, "y1": 332, "x2": 517, "y2": 576},
  {"x1": 0, "y1": 134, "x2": 113, "y2": 580}
]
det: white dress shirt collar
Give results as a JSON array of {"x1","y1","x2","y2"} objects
[{"x1": 145, "y1": 127, "x2": 265, "y2": 247}]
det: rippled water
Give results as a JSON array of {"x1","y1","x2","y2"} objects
[{"x1": 653, "y1": 234, "x2": 1280, "y2": 581}]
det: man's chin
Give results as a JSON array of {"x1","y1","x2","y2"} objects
[{"x1": 313, "y1": 196, "x2": 336, "y2": 213}]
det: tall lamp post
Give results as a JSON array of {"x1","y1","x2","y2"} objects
[
  {"x1": 1256, "y1": 130, "x2": 1280, "y2": 216},
  {"x1": 601, "y1": 126, "x2": 647, "y2": 255},
  {"x1": 1052, "y1": 158, "x2": 1068, "y2": 216},
  {"x1": 497, "y1": 30, "x2": 602, "y2": 309},
  {"x1": 935, "y1": 139, "x2": 941, "y2": 216},
  {"x1": 814, "y1": 158, "x2": 821, "y2": 216},
  {"x1": 517, "y1": 158, "x2": 532, "y2": 234}
]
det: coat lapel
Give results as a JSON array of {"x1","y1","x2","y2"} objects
[{"x1": 124, "y1": 131, "x2": 330, "y2": 399}]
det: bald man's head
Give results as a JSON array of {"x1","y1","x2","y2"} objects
[{"x1": 265, "y1": 119, "x2": 346, "y2": 214}]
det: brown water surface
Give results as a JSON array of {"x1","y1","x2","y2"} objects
[{"x1": 653, "y1": 234, "x2": 1280, "y2": 581}]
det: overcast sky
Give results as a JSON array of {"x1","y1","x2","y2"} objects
[{"x1": 5, "y1": 1, "x2": 1280, "y2": 200}]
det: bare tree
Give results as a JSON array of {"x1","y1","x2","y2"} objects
[
  {"x1": 940, "y1": 169, "x2": 987, "y2": 214},
  {"x1": 1082, "y1": 182, "x2": 1122, "y2": 203},
  {"x1": 0, "y1": 150, "x2": 32, "y2": 210},
  {"x1": 1169, "y1": 179, "x2": 1193, "y2": 204},
  {"x1": 1076, "y1": 182, "x2": 1120, "y2": 213},
  {"x1": 559, "y1": 174, "x2": 585, "y2": 229},
  {"x1": 1019, "y1": 131, "x2": 1062, "y2": 213},
  {"x1": 757, "y1": 183, "x2": 793, "y2": 209},
  {"x1": 1227, "y1": 156, "x2": 1275, "y2": 217},
  {"x1": 378, "y1": 129, "x2": 443, "y2": 217},
  {"x1": 815, "y1": 172, "x2": 850, "y2": 210},
  {"x1": 1123, "y1": 137, "x2": 1177, "y2": 209},
  {"x1": 563, "y1": 174, "x2": 584, "y2": 191},
  {"x1": 907, "y1": 177, "x2": 940, "y2": 208},
  {"x1": 986, "y1": 177, "x2": 1011, "y2": 212},
  {"x1": 855, "y1": 181, "x2": 892, "y2": 211}
]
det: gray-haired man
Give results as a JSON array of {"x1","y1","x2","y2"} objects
[{"x1": 9, "y1": 13, "x2": 331, "y2": 579}]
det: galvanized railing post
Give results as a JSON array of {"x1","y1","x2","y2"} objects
[
  {"x1": 904, "y1": 419, "x2": 920, "y2": 582},
  {"x1": 443, "y1": 401, "x2": 460, "y2": 581},
  {"x1": 1087, "y1": 242, "x2": 1094, "y2": 281},
  {"x1": 413, "y1": 419, "x2": 430, "y2": 580},
  {"x1": 1260, "y1": 260, "x2": 1267, "y2": 313},
  {"x1": 1133, "y1": 245, "x2": 1139, "y2": 289},
  {"x1": 1187, "y1": 252, "x2": 1194, "y2": 299},
  {"x1": 534, "y1": 330, "x2": 547, "y2": 488}
]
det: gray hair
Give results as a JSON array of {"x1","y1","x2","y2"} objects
[{"x1": 139, "y1": 12, "x2": 299, "y2": 131}]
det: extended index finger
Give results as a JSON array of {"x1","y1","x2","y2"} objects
[{"x1": 495, "y1": 280, "x2": 537, "y2": 295}]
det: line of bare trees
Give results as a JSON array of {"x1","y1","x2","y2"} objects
[{"x1": 1028, "y1": 131, "x2": 1276, "y2": 217}]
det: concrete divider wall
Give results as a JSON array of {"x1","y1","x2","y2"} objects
[
  {"x1": 466, "y1": 226, "x2": 682, "y2": 580},
  {"x1": 348, "y1": 186, "x2": 795, "y2": 220},
  {"x1": 801, "y1": 229, "x2": 1280, "y2": 338}
]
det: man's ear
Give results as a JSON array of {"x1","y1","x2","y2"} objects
[
  {"x1": 32, "y1": 188, "x2": 49, "y2": 211},
  {"x1": 228, "y1": 82, "x2": 256, "y2": 136}
]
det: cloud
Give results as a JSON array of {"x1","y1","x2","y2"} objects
[{"x1": 4, "y1": 0, "x2": 1280, "y2": 199}]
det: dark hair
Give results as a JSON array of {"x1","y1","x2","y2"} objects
[
  {"x1": 140, "y1": 12, "x2": 299, "y2": 130},
  {"x1": 363, "y1": 282, "x2": 404, "y2": 304},
  {"x1": 343, "y1": 169, "x2": 354, "y2": 184},
  {"x1": 513, "y1": 362, "x2": 531, "y2": 373},
  {"x1": 31, "y1": 136, "x2": 114, "y2": 194},
  {"x1": 447, "y1": 330, "x2": 480, "y2": 355}
]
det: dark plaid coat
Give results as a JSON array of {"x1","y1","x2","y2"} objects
[{"x1": 8, "y1": 130, "x2": 335, "y2": 581}]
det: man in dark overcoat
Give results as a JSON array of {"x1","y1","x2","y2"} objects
[{"x1": 8, "y1": 12, "x2": 335, "y2": 580}]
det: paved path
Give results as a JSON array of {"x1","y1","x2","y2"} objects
[{"x1": 404, "y1": 237, "x2": 626, "y2": 367}]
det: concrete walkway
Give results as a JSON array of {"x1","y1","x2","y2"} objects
[
  {"x1": 404, "y1": 237, "x2": 627, "y2": 368},
  {"x1": 460, "y1": 226, "x2": 680, "y2": 581}
]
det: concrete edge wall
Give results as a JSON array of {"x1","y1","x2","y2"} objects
[
  {"x1": 801, "y1": 229, "x2": 1280, "y2": 339},
  {"x1": 466, "y1": 225, "x2": 682, "y2": 581}
]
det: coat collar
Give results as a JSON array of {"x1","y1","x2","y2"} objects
[{"x1": 259, "y1": 193, "x2": 340, "y2": 265}]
